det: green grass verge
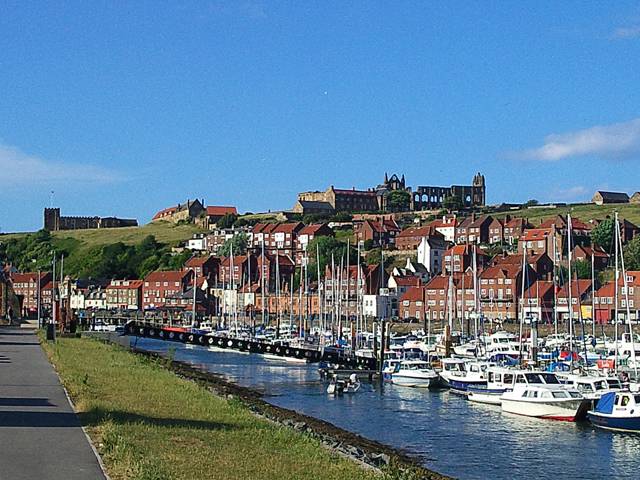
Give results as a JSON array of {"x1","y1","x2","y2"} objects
[{"x1": 41, "y1": 337, "x2": 379, "y2": 480}]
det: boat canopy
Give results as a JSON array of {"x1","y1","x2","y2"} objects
[{"x1": 594, "y1": 392, "x2": 615, "y2": 414}]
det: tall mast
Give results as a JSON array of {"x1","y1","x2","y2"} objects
[
  {"x1": 346, "y1": 238, "x2": 350, "y2": 325},
  {"x1": 317, "y1": 245, "x2": 323, "y2": 335},
  {"x1": 567, "y1": 214, "x2": 574, "y2": 362},
  {"x1": 275, "y1": 248, "x2": 280, "y2": 339},
  {"x1": 192, "y1": 267, "x2": 197, "y2": 324},
  {"x1": 518, "y1": 248, "x2": 527, "y2": 366},
  {"x1": 552, "y1": 229, "x2": 558, "y2": 336},
  {"x1": 614, "y1": 212, "x2": 620, "y2": 375},
  {"x1": 261, "y1": 239, "x2": 265, "y2": 329},
  {"x1": 591, "y1": 242, "x2": 596, "y2": 338},
  {"x1": 618, "y1": 215, "x2": 637, "y2": 378},
  {"x1": 357, "y1": 240, "x2": 362, "y2": 347}
]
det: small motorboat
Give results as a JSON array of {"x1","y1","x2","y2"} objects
[
  {"x1": 500, "y1": 384, "x2": 590, "y2": 421},
  {"x1": 588, "y1": 391, "x2": 640, "y2": 432},
  {"x1": 327, "y1": 374, "x2": 360, "y2": 395}
]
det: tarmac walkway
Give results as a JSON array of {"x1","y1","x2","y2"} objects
[{"x1": 0, "y1": 327, "x2": 106, "y2": 480}]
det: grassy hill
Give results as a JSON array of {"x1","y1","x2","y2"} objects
[{"x1": 493, "y1": 202, "x2": 640, "y2": 225}]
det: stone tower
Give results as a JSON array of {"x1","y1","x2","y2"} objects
[
  {"x1": 44, "y1": 208, "x2": 61, "y2": 231},
  {"x1": 472, "y1": 172, "x2": 486, "y2": 206}
]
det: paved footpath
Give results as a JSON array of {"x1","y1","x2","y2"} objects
[{"x1": 0, "y1": 327, "x2": 106, "y2": 480}]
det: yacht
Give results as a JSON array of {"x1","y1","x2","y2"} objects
[
  {"x1": 500, "y1": 384, "x2": 589, "y2": 421},
  {"x1": 388, "y1": 359, "x2": 439, "y2": 388}
]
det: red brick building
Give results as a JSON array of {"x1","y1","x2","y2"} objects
[
  {"x1": 354, "y1": 219, "x2": 400, "y2": 247},
  {"x1": 572, "y1": 245, "x2": 609, "y2": 271},
  {"x1": 443, "y1": 244, "x2": 489, "y2": 274},
  {"x1": 106, "y1": 280, "x2": 143, "y2": 311},
  {"x1": 184, "y1": 255, "x2": 220, "y2": 280},
  {"x1": 395, "y1": 225, "x2": 440, "y2": 250},
  {"x1": 10, "y1": 272, "x2": 52, "y2": 317},
  {"x1": 142, "y1": 270, "x2": 193, "y2": 310},
  {"x1": 205, "y1": 206, "x2": 237, "y2": 228}
]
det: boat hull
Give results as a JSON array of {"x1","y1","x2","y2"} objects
[
  {"x1": 501, "y1": 399, "x2": 586, "y2": 421},
  {"x1": 391, "y1": 374, "x2": 436, "y2": 388},
  {"x1": 588, "y1": 412, "x2": 640, "y2": 432},
  {"x1": 467, "y1": 391, "x2": 503, "y2": 405}
]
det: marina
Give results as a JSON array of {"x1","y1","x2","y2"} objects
[{"x1": 131, "y1": 335, "x2": 640, "y2": 480}]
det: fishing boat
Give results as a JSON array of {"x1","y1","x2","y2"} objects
[
  {"x1": 327, "y1": 374, "x2": 360, "y2": 395},
  {"x1": 588, "y1": 391, "x2": 640, "y2": 432},
  {"x1": 500, "y1": 384, "x2": 589, "y2": 421},
  {"x1": 388, "y1": 359, "x2": 439, "y2": 388}
]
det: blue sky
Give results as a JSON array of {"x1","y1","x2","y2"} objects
[{"x1": 1, "y1": 1, "x2": 640, "y2": 232}]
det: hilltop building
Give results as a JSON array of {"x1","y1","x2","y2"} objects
[
  {"x1": 152, "y1": 199, "x2": 205, "y2": 223},
  {"x1": 293, "y1": 172, "x2": 486, "y2": 215},
  {"x1": 43, "y1": 208, "x2": 137, "y2": 231}
]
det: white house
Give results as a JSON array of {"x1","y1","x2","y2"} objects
[
  {"x1": 187, "y1": 233, "x2": 208, "y2": 251},
  {"x1": 417, "y1": 236, "x2": 447, "y2": 276}
]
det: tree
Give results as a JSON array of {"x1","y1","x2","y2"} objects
[
  {"x1": 591, "y1": 218, "x2": 615, "y2": 253},
  {"x1": 331, "y1": 211, "x2": 353, "y2": 223},
  {"x1": 573, "y1": 260, "x2": 591, "y2": 280},
  {"x1": 217, "y1": 213, "x2": 238, "y2": 229},
  {"x1": 524, "y1": 199, "x2": 539, "y2": 207},
  {"x1": 443, "y1": 195, "x2": 463, "y2": 212},
  {"x1": 386, "y1": 190, "x2": 411, "y2": 212},
  {"x1": 218, "y1": 232, "x2": 248, "y2": 257},
  {"x1": 624, "y1": 237, "x2": 640, "y2": 271}
]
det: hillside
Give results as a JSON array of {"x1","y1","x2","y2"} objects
[
  {"x1": 0, "y1": 222, "x2": 206, "y2": 278},
  {"x1": 492, "y1": 202, "x2": 640, "y2": 225}
]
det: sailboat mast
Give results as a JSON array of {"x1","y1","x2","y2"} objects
[
  {"x1": 567, "y1": 214, "x2": 574, "y2": 362},
  {"x1": 614, "y1": 212, "x2": 620, "y2": 375},
  {"x1": 617, "y1": 216, "x2": 637, "y2": 378}
]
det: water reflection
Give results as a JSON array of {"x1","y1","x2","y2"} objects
[{"x1": 136, "y1": 338, "x2": 639, "y2": 480}]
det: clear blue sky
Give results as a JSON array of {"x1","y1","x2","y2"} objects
[{"x1": 2, "y1": 1, "x2": 640, "y2": 232}]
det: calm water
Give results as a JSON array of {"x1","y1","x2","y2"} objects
[{"x1": 134, "y1": 337, "x2": 640, "y2": 480}]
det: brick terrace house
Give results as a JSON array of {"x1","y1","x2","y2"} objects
[
  {"x1": 205, "y1": 206, "x2": 237, "y2": 229},
  {"x1": 251, "y1": 222, "x2": 304, "y2": 257},
  {"x1": 143, "y1": 270, "x2": 193, "y2": 310},
  {"x1": 468, "y1": 215, "x2": 493, "y2": 244},
  {"x1": 519, "y1": 228, "x2": 554, "y2": 257},
  {"x1": 388, "y1": 274, "x2": 421, "y2": 297},
  {"x1": 492, "y1": 252, "x2": 554, "y2": 280},
  {"x1": 106, "y1": 280, "x2": 143, "y2": 311},
  {"x1": 556, "y1": 279, "x2": 592, "y2": 321},
  {"x1": 594, "y1": 271, "x2": 640, "y2": 323},
  {"x1": 443, "y1": 244, "x2": 489, "y2": 274},
  {"x1": 488, "y1": 217, "x2": 504, "y2": 245},
  {"x1": 521, "y1": 280, "x2": 555, "y2": 324},
  {"x1": 10, "y1": 272, "x2": 52, "y2": 317},
  {"x1": 504, "y1": 217, "x2": 532, "y2": 245},
  {"x1": 219, "y1": 255, "x2": 258, "y2": 287},
  {"x1": 354, "y1": 219, "x2": 400, "y2": 248},
  {"x1": 399, "y1": 286, "x2": 425, "y2": 321},
  {"x1": 395, "y1": 225, "x2": 439, "y2": 250},
  {"x1": 429, "y1": 215, "x2": 457, "y2": 243},
  {"x1": 296, "y1": 223, "x2": 333, "y2": 252},
  {"x1": 455, "y1": 216, "x2": 474, "y2": 244},
  {"x1": 324, "y1": 264, "x2": 386, "y2": 318},
  {"x1": 572, "y1": 245, "x2": 610, "y2": 271},
  {"x1": 184, "y1": 255, "x2": 220, "y2": 280},
  {"x1": 479, "y1": 263, "x2": 535, "y2": 322}
]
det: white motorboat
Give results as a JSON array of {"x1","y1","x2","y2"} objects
[
  {"x1": 563, "y1": 374, "x2": 623, "y2": 404},
  {"x1": 500, "y1": 384, "x2": 589, "y2": 421},
  {"x1": 439, "y1": 358, "x2": 493, "y2": 392},
  {"x1": 467, "y1": 368, "x2": 562, "y2": 405},
  {"x1": 389, "y1": 360, "x2": 439, "y2": 388}
]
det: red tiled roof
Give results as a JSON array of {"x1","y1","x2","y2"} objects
[
  {"x1": 524, "y1": 280, "x2": 555, "y2": 299},
  {"x1": 480, "y1": 264, "x2": 522, "y2": 280},
  {"x1": 397, "y1": 225, "x2": 437, "y2": 238},
  {"x1": 144, "y1": 270, "x2": 189, "y2": 282},
  {"x1": 185, "y1": 255, "x2": 214, "y2": 267},
  {"x1": 108, "y1": 280, "x2": 143, "y2": 290},
  {"x1": 393, "y1": 275, "x2": 421, "y2": 287},
  {"x1": 206, "y1": 206, "x2": 237, "y2": 216},
  {"x1": 299, "y1": 223, "x2": 329, "y2": 236},
  {"x1": 521, "y1": 228, "x2": 551, "y2": 241},
  {"x1": 573, "y1": 245, "x2": 609, "y2": 258},
  {"x1": 152, "y1": 206, "x2": 178, "y2": 220},
  {"x1": 557, "y1": 280, "x2": 592, "y2": 298},
  {"x1": 401, "y1": 286, "x2": 424, "y2": 302}
]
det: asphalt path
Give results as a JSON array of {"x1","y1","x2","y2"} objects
[{"x1": 0, "y1": 327, "x2": 106, "y2": 480}]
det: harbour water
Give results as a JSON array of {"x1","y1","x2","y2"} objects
[{"x1": 134, "y1": 337, "x2": 640, "y2": 480}]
